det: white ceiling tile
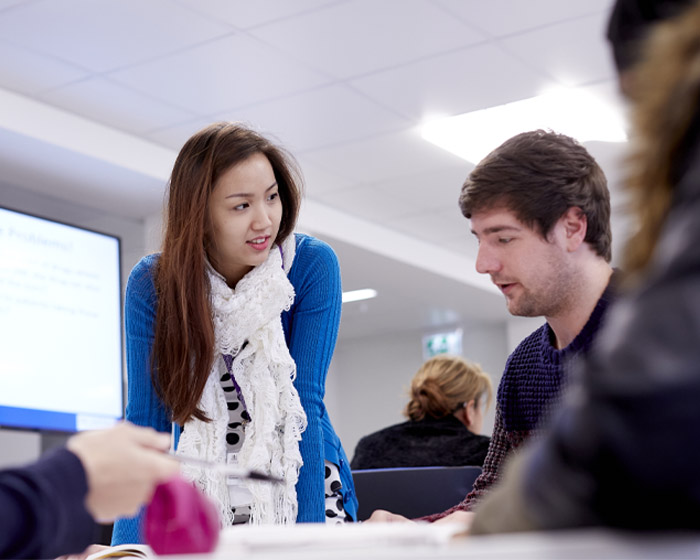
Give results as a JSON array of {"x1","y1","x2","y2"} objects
[
  {"x1": 144, "y1": 117, "x2": 217, "y2": 150},
  {"x1": 0, "y1": 0, "x2": 30, "y2": 11},
  {"x1": 501, "y1": 12, "x2": 616, "y2": 87},
  {"x1": 444, "y1": 236, "x2": 478, "y2": 261},
  {"x1": 435, "y1": 0, "x2": 615, "y2": 37},
  {"x1": 295, "y1": 157, "x2": 355, "y2": 197},
  {"x1": 212, "y1": 84, "x2": 410, "y2": 153},
  {"x1": 302, "y1": 128, "x2": 466, "y2": 184},
  {"x1": 249, "y1": 0, "x2": 485, "y2": 80},
  {"x1": 566, "y1": 80, "x2": 629, "y2": 204},
  {"x1": 38, "y1": 77, "x2": 195, "y2": 135},
  {"x1": 315, "y1": 184, "x2": 419, "y2": 223},
  {"x1": 0, "y1": 128, "x2": 165, "y2": 219},
  {"x1": 145, "y1": 121, "x2": 361, "y2": 197},
  {"x1": 350, "y1": 42, "x2": 557, "y2": 121},
  {"x1": 373, "y1": 164, "x2": 472, "y2": 211},
  {"x1": 582, "y1": 79, "x2": 627, "y2": 107},
  {"x1": 174, "y1": 0, "x2": 342, "y2": 30},
  {"x1": 388, "y1": 207, "x2": 471, "y2": 244},
  {"x1": 0, "y1": 40, "x2": 87, "y2": 95},
  {"x1": 0, "y1": 0, "x2": 233, "y2": 72},
  {"x1": 109, "y1": 34, "x2": 331, "y2": 114}
]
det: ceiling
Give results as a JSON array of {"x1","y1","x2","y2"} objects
[{"x1": 0, "y1": 0, "x2": 629, "y2": 341}]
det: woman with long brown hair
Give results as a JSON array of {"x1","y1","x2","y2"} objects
[{"x1": 112, "y1": 122, "x2": 357, "y2": 544}]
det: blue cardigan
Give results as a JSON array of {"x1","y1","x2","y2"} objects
[{"x1": 112, "y1": 234, "x2": 357, "y2": 544}]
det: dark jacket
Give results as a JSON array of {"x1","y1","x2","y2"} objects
[
  {"x1": 0, "y1": 447, "x2": 96, "y2": 559},
  {"x1": 350, "y1": 415, "x2": 490, "y2": 470}
]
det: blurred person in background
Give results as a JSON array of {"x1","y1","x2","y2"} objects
[
  {"x1": 0, "y1": 422, "x2": 178, "y2": 559},
  {"x1": 470, "y1": 0, "x2": 700, "y2": 533}
]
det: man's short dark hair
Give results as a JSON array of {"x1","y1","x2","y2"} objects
[{"x1": 459, "y1": 130, "x2": 612, "y2": 262}]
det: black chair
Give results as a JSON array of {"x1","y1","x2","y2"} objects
[{"x1": 352, "y1": 465, "x2": 482, "y2": 521}]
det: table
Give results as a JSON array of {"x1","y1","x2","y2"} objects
[{"x1": 174, "y1": 524, "x2": 700, "y2": 560}]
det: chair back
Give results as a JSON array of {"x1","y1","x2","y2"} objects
[{"x1": 352, "y1": 465, "x2": 481, "y2": 521}]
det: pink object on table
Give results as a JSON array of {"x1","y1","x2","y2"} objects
[{"x1": 143, "y1": 476, "x2": 220, "y2": 555}]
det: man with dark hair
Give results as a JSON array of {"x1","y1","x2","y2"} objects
[
  {"x1": 460, "y1": 130, "x2": 612, "y2": 263},
  {"x1": 369, "y1": 130, "x2": 615, "y2": 524}
]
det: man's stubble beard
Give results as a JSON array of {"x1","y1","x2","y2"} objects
[{"x1": 506, "y1": 259, "x2": 580, "y2": 319}]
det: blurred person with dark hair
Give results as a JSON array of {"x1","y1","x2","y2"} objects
[
  {"x1": 351, "y1": 354, "x2": 492, "y2": 470},
  {"x1": 0, "y1": 423, "x2": 178, "y2": 559}
]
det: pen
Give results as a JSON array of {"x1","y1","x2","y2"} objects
[{"x1": 171, "y1": 453, "x2": 284, "y2": 484}]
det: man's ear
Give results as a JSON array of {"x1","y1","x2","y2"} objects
[{"x1": 561, "y1": 207, "x2": 587, "y2": 252}]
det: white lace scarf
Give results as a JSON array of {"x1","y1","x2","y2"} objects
[{"x1": 176, "y1": 235, "x2": 307, "y2": 525}]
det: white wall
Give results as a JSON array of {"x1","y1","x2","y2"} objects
[
  {"x1": 327, "y1": 322, "x2": 510, "y2": 462},
  {"x1": 326, "y1": 314, "x2": 553, "y2": 462},
  {"x1": 0, "y1": 430, "x2": 40, "y2": 468},
  {"x1": 506, "y1": 316, "x2": 547, "y2": 354},
  {"x1": 144, "y1": 210, "x2": 164, "y2": 255}
]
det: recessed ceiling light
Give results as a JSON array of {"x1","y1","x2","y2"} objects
[
  {"x1": 342, "y1": 289, "x2": 378, "y2": 304},
  {"x1": 421, "y1": 88, "x2": 628, "y2": 164}
]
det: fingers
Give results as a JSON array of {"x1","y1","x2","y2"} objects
[
  {"x1": 434, "y1": 511, "x2": 474, "y2": 525},
  {"x1": 68, "y1": 423, "x2": 180, "y2": 521},
  {"x1": 114, "y1": 421, "x2": 172, "y2": 452},
  {"x1": 117, "y1": 426, "x2": 179, "y2": 481},
  {"x1": 366, "y1": 509, "x2": 412, "y2": 523}
]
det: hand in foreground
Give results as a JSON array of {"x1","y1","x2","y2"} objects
[
  {"x1": 67, "y1": 422, "x2": 179, "y2": 522},
  {"x1": 433, "y1": 511, "x2": 474, "y2": 532},
  {"x1": 365, "y1": 509, "x2": 414, "y2": 523}
]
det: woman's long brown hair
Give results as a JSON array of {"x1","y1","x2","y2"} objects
[
  {"x1": 153, "y1": 122, "x2": 302, "y2": 424},
  {"x1": 623, "y1": 1, "x2": 700, "y2": 279}
]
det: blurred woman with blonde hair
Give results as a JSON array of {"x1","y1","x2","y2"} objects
[{"x1": 351, "y1": 355, "x2": 493, "y2": 469}]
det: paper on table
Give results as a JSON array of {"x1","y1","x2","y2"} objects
[{"x1": 218, "y1": 521, "x2": 466, "y2": 552}]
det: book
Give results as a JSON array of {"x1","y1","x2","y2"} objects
[{"x1": 85, "y1": 543, "x2": 153, "y2": 560}]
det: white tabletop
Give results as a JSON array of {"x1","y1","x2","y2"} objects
[{"x1": 167, "y1": 523, "x2": 700, "y2": 560}]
